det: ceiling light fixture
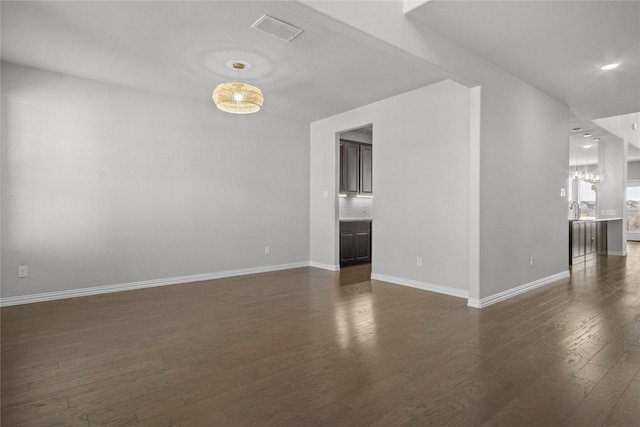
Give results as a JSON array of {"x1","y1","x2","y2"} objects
[
  {"x1": 583, "y1": 133, "x2": 592, "y2": 137},
  {"x1": 571, "y1": 159, "x2": 584, "y2": 181},
  {"x1": 600, "y1": 62, "x2": 621, "y2": 71},
  {"x1": 593, "y1": 138, "x2": 601, "y2": 142},
  {"x1": 583, "y1": 144, "x2": 592, "y2": 148},
  {"x1": 583, "y1": 171, "x2": 602, "y2": 184},
  {"x1": 212, "y1": 63, "x2": 264, "y2": 114},
  {"x1": 571, "y1": 127, "x2": 582, "y2": 132}
]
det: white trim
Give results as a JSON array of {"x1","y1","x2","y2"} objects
[
  {"x1": 468, "y1": 85, "x2": 481, "y2": 303},
  {"x1": 370, "y1": 273, "x2": 469, "y2": 299},
  {"x1": 467, "y1": 271, "x2": 570, "y2": 309},
  {"x1": 608, "y1": 250, "x2": 627, "y2": 256},
  {"x1": 0, "y1": 262, "x2": 310, "y2": 307},
  {"x1": 308, "y1": 261, "x2": 340, "y2": 271}
]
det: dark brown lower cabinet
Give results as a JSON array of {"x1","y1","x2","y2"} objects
[
  {"x1": 570, "y1": 220, "x2": 607, "y2": 266},
  {"x1": 340, "y1": 220, "x2": 372, "y2": 266},
  {"x1": 596, "y1": 221, "x2": 608, "y2": 253}
]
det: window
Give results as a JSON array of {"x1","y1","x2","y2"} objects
[
  {"x1": 627, "y1": 184, "x2": 640, "y2": 234},
  {"x1": 578, "y1": 180, "x2": 597, "y2": 217},
  {"x1": 569, "y1": 177, "x2": 597, "y2": 218}
]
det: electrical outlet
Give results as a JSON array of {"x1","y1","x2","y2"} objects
[
  {"x1": 417, "y1": 257, "x2": 423, "y2": 267},
  {"x1": 529, "y1": 257, "x2": 534, "y2": 268},
  {"x1": 265, "y1": 246, "x2": 270, "y2": 255},
  {"x1": 18, "y1": 265, "x2": 29, "y2": 278}
]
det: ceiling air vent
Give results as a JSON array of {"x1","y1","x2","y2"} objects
[{"x1": 251, "y1": 15, "x2": 303, "y2": 42}]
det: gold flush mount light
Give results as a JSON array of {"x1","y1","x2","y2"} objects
[{"x1": 212, "y1": 62, "x2": 264, "y2": 114}]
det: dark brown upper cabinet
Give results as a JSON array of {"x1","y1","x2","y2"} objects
[
  {"x1": 360, "y1": 144, "x2": 372, "y2": 194},
  {"x1": 340, "y1": 140, "x2": 372, "y2": 196}
]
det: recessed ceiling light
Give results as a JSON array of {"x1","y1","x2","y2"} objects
[
  {"x1": 571, "y1": 127, "x2": 582, "y2": 132},
  {"x1": 583, "y1": 133, "x2": 592, "y2": 137},
  {"x1": 583, "y1": 144, "x2": 592, "y2": 148},
  {"x1": 600, "y1": 62, "x2": 621, "y2": 71},
  {"x1": 593, "y1": 138, "x2": 601, "y2": 142}
]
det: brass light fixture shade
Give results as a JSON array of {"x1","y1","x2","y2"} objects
[{"x1": 212, "y1": 63, "x2": 264, "y2": 114}]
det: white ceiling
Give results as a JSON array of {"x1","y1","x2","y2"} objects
[
  {"x1": 0, "y1": 1, "x2": 447, "y2": 123},
  {"x1": 408, "y1": 1, "x2": 640, "y2": 122},
  {"x1": 409, "y1": 1, "x2": 640, "y2": 167},
  {"x1": 2, "y1": 1, "x2": 638, "y2": 127}
]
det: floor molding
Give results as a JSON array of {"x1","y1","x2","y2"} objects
[
  {"x1": 467, "y1": 270, "x2": 571, "y2": 309},
  {"x1": 308, "y1": 261, "x2": 340, "y2": 271},
  {"x1": 0, "y1": 262, "x2": 310, "y2": 307},
  {"x1": 608, "y1": 250, "x2": 627, "y2": 256},
  {"x1": 370, "y1": 273, "x2": 469, "y2": 300}
]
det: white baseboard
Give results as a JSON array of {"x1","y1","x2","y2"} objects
[
  {"x1": 0, "y1": 262, "x2": 310, "y2": 307},
  {"x1": 0, "y1": 264, "x2": 575, "y2": 309},
  {"x1": 467, "y1": 270, "x2": 570, "y2": 309},
  {"x1": 308, "y1": 261, "x2": 340, "y2": 271},
  {"x1": 370, "y1": 273, "x2": 469, "y2": 300},
  {"x1": 608, "y1": 250, "x2": 627, "y2": 256}
]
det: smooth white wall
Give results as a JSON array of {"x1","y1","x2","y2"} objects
[
  {"x1": 305, "y1": 1, "x2": 570, "y2": 303},
  {"x1": 1, "y1": 63, "x2": 310, "y2": 299},
  {"x1": 304, "y1": 0, "x2": 571, "y2": 301},
  {"x1": 598, "y1": 140, "x2": 626, "y2": 220},
  {"x1": 629, "y1": 161, "x2": 640, "y2": 180},
  {"x1": 478, "y1": 71, "x2": 569, "y2": 299},
  {"x1": 598, "y1": 140, "x2": 626, "y2": 254},
  {"x1": 311, "y1": 80, "x2": 470, "y2": 293},
  {"x1": 594, "y1": 113, "x2": 640, "y2": 151}
]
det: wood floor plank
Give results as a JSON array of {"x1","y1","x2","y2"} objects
[
  {"x1": 563, "y1": 362, "x2": 639, "y2": 427},
  {"x1": 2, "y1": 244, "x2": 639, "y2": 425},
  {"x1": 602, "y1": 372, "x2": 640, "y2": 426}
]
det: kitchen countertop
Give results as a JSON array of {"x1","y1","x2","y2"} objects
[
  {"x1": 339, "y1": 218, "x2": 373, "y2": 222},
  {"x1": 568, "y1": 217, "x2": 622, "y2": 222}
]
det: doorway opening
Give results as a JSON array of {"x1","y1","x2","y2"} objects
[{"x1": 337, "y1": 124, "x2": 373, "y2": 268}]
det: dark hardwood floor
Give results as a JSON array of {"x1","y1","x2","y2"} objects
[{"x1": 2, "y1": 245, "x2": 639, "y2": 426}]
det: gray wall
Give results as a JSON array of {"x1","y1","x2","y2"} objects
[
  {"x1": 598, "y1": 140, "x2": 626, "y2": 219},
  {"x1": 477, "y1": 69, "x2": 570, "y2": 300},
  {"x1": 311, "y1": 80, "x2": 471, "y2": 294},
  {"x1": 305, "y1": 0, "x2": 571, "y2": 303},
  {"x1": 598, "y1": 140, "x2": 626, "y2": 254},
  {"x1": 629, "y1": 161, "x2": 640, "y2": 180},
  {"x1": 1, "y1": 63, "x2": 310, "y2": 299}
]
